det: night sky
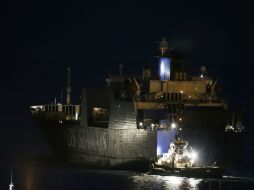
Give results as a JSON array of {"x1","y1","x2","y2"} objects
[{"x1": 1, "y1": 1, "x2": 254, "y2": 125}]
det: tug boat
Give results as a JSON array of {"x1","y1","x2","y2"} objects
[{"x1": 150, "y1": 131, "x2": 224, "y2": 178}]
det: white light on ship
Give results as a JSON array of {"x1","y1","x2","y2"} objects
[
  {"x1": 192, "y1": 151, "x2": 198, "y2": 160},
  {"x1": 180, "y1": 90, "x2": 183, "y2": 94},
  {"x1": 151, "y1": 123, "x2": 155, "y2": 127},
  {"x1": 93, "y1": 107, "x2": 99, "y2": 111},
  {"x1": 139, "y1": 122, "x2": 143, "y2": 127},
  {"x1": 200, "y1": 74, "x2": 204, "y2": 78},
  {"x1": 157, "y1": 146, "x2": 162, "y2": 155},
  {"x1": 171, "y1": 122, "x2": 176, "y2": 129}
]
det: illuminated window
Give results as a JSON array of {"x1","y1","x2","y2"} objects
[{"x1": 92, "y1": 107, "x2": 108, "y2": 120}]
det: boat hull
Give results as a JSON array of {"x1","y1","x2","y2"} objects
[{"x1": 151, "y1": 164, "x2": 224, "y2": 178}]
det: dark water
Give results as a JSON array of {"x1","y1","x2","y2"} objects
[
  {"x1": 1, "y1": 115, "x2": 254, "y2": 189},
  {"x1": 1, "y1": 164, "x2": 254, "y2": 190}
]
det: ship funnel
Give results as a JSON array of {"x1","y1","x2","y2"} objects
[
  {"x1": 159, "y1": 57, "x2": 171, "y2": 81},
  {"x1": 158, "y1": 39, "x2": 171, "y2": 81},
  {"x1": 66, "y1": 67, "x2": 72, "y2": 105}
]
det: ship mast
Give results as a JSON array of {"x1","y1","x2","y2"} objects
[
  {"x1": 66, "y1": 67, "x2": 72, "y2": 105},
  {"x1": 159, "y1": 38, "x2": 168, "y2": 57}
]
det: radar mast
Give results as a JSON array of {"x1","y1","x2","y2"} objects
[
  {"x1": 159, "y1": 38, "x2": 168, "y2": 57},
  {"x1": 66, "y1": 67, "x2": 72, "y2": 105}
]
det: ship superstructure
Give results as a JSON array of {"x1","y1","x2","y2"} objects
[
  {"x1": 30, "y1": 39, "x2": 244, "y2": 168},
  {"x1": 105, "y1": 39, "x2": 244, "y2": 165}
]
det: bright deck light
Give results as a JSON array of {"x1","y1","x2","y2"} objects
[
  {"x1": 159, "y1": 58, "x2": 171, "y2": 81},
  {"x1": 157, "y1": 146, "x2": 162, "y2": 155},
  {"x1": 192, "y1": 151, "x2": 198, "y2": 160}
]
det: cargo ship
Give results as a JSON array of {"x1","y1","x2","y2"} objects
[{"x1": 30, "y1": 39, "x2": 244, "y2": 169}]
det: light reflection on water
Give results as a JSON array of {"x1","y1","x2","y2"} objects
[
  {"x1": 23, "y1": 167, "x2": 34, "y2": 190},
  {"x1": 163, "y1": 176, "x2": 202, "y2": 189},
  {"x1": 130, "y1": 173, "x2": 254, "y2": 190},
  {"x1": 131, "y1": 174, "x2": 202, "y2": 189}
]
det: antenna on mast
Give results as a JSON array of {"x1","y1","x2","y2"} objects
[
  {"x1": 68, "y1": 66, "x2": 71, "y2": 86},
  {"x1": 66, "y1": 66, "x2": 72, "y2": 105},
  {"x1": 158, "y1": 38, "x2": 168, "y2": 57},
  {"x1": 61, "y1": 88, "x2": 63, "y2": 104}
]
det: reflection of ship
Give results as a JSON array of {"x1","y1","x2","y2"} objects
[
  {"x1": 30, "y1": 39, "x2": 244, "y2": 168},
  {"x1": 150, "y1": 130, "x2": 224, "y2": 178}
]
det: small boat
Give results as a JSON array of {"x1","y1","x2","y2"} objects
[{"x1": 150, "y1": 132, "x2": 224, "y2": 178}]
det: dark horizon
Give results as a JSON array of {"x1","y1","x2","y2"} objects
[{"x1": 2, "y1": 2, "x2": 254, "y2": 95}]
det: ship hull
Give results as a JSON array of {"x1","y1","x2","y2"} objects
[{"x1": 33, "y1": 118, "x2": 157, "y2": 169}]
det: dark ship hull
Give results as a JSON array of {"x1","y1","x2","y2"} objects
[
  {"x1": 33, "y1": 107, "x2": 243, "y2": 168},
  {"x1": 34, "y1": 121, "x2": 157, "y2": 169}
]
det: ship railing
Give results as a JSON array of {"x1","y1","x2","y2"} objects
[
  {"x1": 135, "y1": 96, "x2": 183, "y2": 104},
  {"x1": 182, "y1": 97, "x2": 227, "y2": 105},
  {"x1": 40, "y1": 104, "x2": 81, "y2": 119},
  {"x1": 135, "y1": 95, "x2": 227, "y2": 106}
]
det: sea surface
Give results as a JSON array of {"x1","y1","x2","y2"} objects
[
  {"x1": 1, "y1": 163, "x2": 254, "y2": 190},
  {"x1": 1, "y1": 115, "x2": 254, "y2": 189}
]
